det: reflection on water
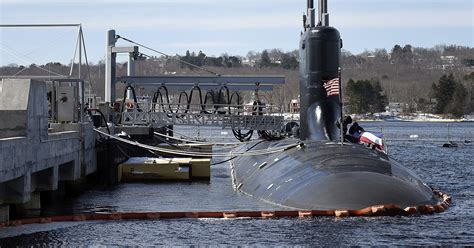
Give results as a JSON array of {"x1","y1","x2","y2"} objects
[{"x1": 0, "y1": 122, "x2": 473, "y2": 245}]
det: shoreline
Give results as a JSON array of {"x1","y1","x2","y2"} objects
[{"x1": 359, "y1": 119, "x2": 474, "y2": 123}]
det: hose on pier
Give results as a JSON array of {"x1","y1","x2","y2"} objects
[
  {"x1": 153, "y1": 132, "x2": 243, "y2": 147},
  {"x1": 86, "y1": 108, "x2": 111, "y2": 134}
]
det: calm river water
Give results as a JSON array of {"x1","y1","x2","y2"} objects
[{"x1": 0, "y1": 122, "x2": 472, "y2": 246}]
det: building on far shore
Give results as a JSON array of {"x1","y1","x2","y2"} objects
[
  {"x1": 386, "y1": 102, "x2": 407, "y2": 114},
  {"x1": 289, "y1": 99, "x2": 300, "y2": 114}
]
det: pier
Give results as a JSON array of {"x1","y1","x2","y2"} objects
[
  {"x1": 0, "y1": 79, "x2": 96, "y2": 222},
  {"x1": 0, "y1": 26, "x2": 286, "y2": 222}
]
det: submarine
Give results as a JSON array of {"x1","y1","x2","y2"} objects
[{"x1": 230, "y1": 0, "x2": 447, "y2": 212}]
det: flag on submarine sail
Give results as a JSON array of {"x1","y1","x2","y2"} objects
[{"x1": 323, "y1": 78, "x2": 340, "y2": 96}]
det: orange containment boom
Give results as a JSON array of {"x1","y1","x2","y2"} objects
[{"x1": 0, "y1": 189, "x2": 451, "y2": 228}]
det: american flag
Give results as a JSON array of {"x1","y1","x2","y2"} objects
[{"x1": 323, "y1": 78, "x2": 340, "y2": 96}]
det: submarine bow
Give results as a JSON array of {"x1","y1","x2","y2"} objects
[{"x1": 230, "y1": 0, "x2": 444, "y2": 212}]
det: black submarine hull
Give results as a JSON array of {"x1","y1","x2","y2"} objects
[
  {"x1": 231, "y1": 140, "x2": 438, "y2": 210},
  {"x1": 229, "y1": 0, "x2": 443, "y2": 212}
]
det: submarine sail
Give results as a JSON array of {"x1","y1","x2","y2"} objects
[
  {"x1": 299, "y1": 0, "x2": 341, "y2": 141},
  {"x1": 230, "y1": 0, "x2": 446, "y2": 212}
]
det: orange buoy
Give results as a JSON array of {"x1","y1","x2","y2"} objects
[
  {"x1": 335, "y1": 210, "x2": 350, "y2": 217},
  {"x1": 223, "y1": 212, "x2": 237, "y2": 218},
  {"x1": 433, "y1": 204, "x2": 445, "y2": 212},
  {"x1": 404, "y1": 206, "x2": 418, "y2": 215},
  {"x1": 261, "y1": 211, "x2": 275, "y2": 218},
  {"x1": 371, "y1": 205, "x2": 386, "y2": 215},
  {"x1": 146, "y1": 213, "x2": 161, "y2": 219},
  {"x1": 298, "y1": 210, "x2": 313, "y2": 218}
]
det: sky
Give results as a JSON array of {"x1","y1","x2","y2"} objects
[{"x1": 0, "y1": 0, "x2": 473, "y2": 65}]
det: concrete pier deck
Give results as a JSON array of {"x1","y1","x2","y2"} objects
[{"x1": 0, "y1": 79, "x2": 96, "y2": 221}]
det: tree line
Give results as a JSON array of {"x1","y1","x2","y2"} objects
[
  {"x1": 344, "y1": 72, "x2": 473, "y2": 118},
  {"x1": 0, "y1": 44, "x2": 472, "y2": 116},
  {"x1": 178, "y1": 49, "x2": 299, "y2": 70}
]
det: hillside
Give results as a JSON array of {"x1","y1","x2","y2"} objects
[{"x1": 1, "y1": 44, "x2": 473, "y2": 115}]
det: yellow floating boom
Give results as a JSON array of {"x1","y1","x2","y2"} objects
[{"x1": 118, "y1": 157, "x2": 210, "y2": 182}]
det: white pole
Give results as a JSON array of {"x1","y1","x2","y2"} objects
[
  {"x1": 78, "y1": 26, "x2": 82, "y2": 80},
  {"x1": 126, "y1": 53, "x2": 135, "y2": 100},
  {"x1": 105, "y1": 30, "x2": 116, "y2": 104}
]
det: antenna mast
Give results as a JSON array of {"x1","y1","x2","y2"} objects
[
  {"x1": 305, "y1": 0, "x2": 329, "y2": 28},
  {"x1": 319, "y1": 0, "x2": 329, "y2": 26}
]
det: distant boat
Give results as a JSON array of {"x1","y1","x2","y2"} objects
[
  {"x1": 442, "y1": 141, "x2": 458, "y2": 148},
  {"x1": 384, "y1": 117, "x2": 407, "y2": 122},
  {"x1": 442, "y1": 124, "x2": 458, "y2": 148}
]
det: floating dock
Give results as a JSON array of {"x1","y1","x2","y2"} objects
[{"x1": 118, "y1": 157, "x2": 210, "y2": 182}]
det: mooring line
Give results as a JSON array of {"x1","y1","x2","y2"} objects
[{"x1": 95, "y1": 129, "x2": 300, "y2": 157}]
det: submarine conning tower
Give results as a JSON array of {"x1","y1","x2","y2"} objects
[{"x1": 299, "y1": 0, "x2": 342, "y2": 141}]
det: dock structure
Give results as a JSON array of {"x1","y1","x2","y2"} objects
[
  {"x1": 0, "y1": 79, "x2": 97, "y2": 222},
  {"x1": 0, "y1": 27, "x2": 288, "y2": 223}
]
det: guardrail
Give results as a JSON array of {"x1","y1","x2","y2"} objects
[{"x1": 121, "y1": 104, "x2": 285, "y2": 130}]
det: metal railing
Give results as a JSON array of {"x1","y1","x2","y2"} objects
[{"x1": 121, "y1": 103, "x2": 285, "y2": 130}]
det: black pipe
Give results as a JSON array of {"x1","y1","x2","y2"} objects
[
  {"x1": 152, "y1": 86, "x2": 174, "y2": 116},
  {"x1": 203, "y1": 91, "x2": 216, "y2": 114},
  {"x1": 217, "y1": 86, "x2": 231, "y2": 114},
  {"x1": 322, "y1": 0, "x2": 328, "y2": 13},
  {"x1": 176, "y1": 91, "x2": 189, "y2": 115},
  {"x1": 229, "y1": 92, "x2": 240, "y2": 115},
  {"x1": 307, "y1": 0, "x2": 314, "y2": 9},
  {"x1": 87, "y1": 108, "x2": 111, "y2": 135},
  {"x1": 187, "y1": 86, "x2": 205, "y2": 113},
  {"x1": 120, "y1": 85, "x2": 140, "y2": 123}
]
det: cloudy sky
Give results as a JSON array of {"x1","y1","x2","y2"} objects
[{"x1": 0, "y1": 0, "x2": 472, "y2": 65}]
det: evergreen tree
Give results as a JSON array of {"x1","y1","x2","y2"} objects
[
  {"x1": 180, "y1": 50, "x2": 192, "y2": 69},
  {"x1": 228, "y1": 56, "x2": 242, "y2": 67},
  {"x1": 402, "y1": 44, "x2": 413, "y2": 54},
  {"x1": 402, "y1": 44, "x2": 414, "y2": 65},
  {"x1": 346, "y1": 79, "x2": 362, "y2": 113},
  {"x1": 463, "y1": 72, "x2": 474, "y2": 113},
  {"x1": 281, "y1": 53, "x2": 298, "y2": 69},
  {"x1": 431, "y1": 73, "x2": 468, "y2": 117},
  {"x1": 391, "y1": 44, "x2": 403, "y2": 62},
  {"x1": 346, "y1": 79, "x2": 388, "y2": 114},
  {"x1": 197, "y1": 51, "x2": 206, "y2": 66},
  {"x1": 448, "y1": 83, "x2": 467, "y2": 117},
  {"x1": 433, "y1": 74, "x2": 456, "y2": 114},
  {"x1": 371, "y1": 80, "x2": 388, "y2": 112},
  {"x1": 260, "y1": 50, "x2": 272, "y2": 68}
]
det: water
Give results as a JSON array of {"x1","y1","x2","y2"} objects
[{"x1": 1, "y1": 122, "x2": 473, "y2": 246}]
